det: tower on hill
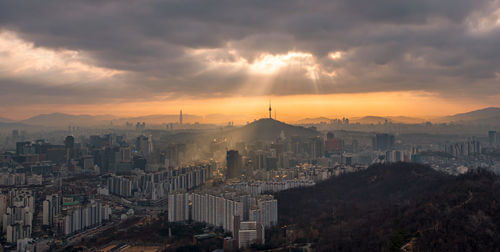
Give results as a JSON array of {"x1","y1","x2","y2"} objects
[{"x1": 268, "y1": 101, "x2": 272, "y2": 119}]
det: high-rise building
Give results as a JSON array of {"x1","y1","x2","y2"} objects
[
  {"x1": 372, "y1": 134, "x2": 395, "y2": 151},
  {"x1": 0, "y1": 194, "x2": 7, "y2": 227},
  {"x1": 3, "y1": 189, "x2": 34, "y2": 243},
  {"x1": 42, "y1": 194, "x2": 60, "y2": 227},
  {"x1": 64, "y1": 135, "x2": 75, "y2": 161},
  {"x1": 258, "y1": 199, "x2": 278, "y2": 228},
  {"x1": 238, "y1": 221, "x2": 264, "y2": 248},
  {"x1": 42, "y1": 200, "x2": 50, "y2": 226},
  {"x1": 61, "y1": 202, "x2": 111, "y2": 236},
  {"x1": 16, "y1": 141, "x2": 32, "y2": 156},
  {"x1": 325, "y1": 132, "x2": 343, "y2": 154},
  {"x1": 489, "y1": 131, "x2": 497, "y2": 147},
  {"x1": 226, "y1": 150, "x2": 242, "y2": 179},
  {"x1": 136, "y1": 135, "x2": 153, "y2": 157},
  {"x1": 444, "y1": 137, "x2": 482, "y2": 157},
  {"x1": 168, "y1": 193, "x2": 189, "y2": 222},
  {"x1": 180, "y1": 109, "x2": 183, "y2": 125}
]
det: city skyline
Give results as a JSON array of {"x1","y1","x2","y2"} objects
[
  {"x1": 0, "y1": 93, "x2": 498, "y2": 123},
  {"x1": 3, "y1": 1, "x2": 500, "y2": 251}
]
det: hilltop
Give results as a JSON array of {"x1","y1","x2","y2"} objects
[{"x1": 227, "y1": 118, "x2": 319, "y2": 142}]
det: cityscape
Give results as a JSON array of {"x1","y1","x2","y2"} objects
[
  {"x1": 1, "y1": 105, "x2": 500, "y2": 251},
  {"x1": 3, "y1": 0, "x2": 500, "y2": 251}
]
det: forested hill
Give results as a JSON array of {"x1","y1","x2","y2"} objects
[{"x1": 276, "y1": 163, "x2": 500, "y2": 251}]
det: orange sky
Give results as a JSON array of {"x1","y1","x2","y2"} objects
[
  {"x1": 1, "y1": 91, "x2": 493, "y2": 123},
  {"x1": 3, "y1": 2, "x2": 500, "y2": 124},
  {"x1": 1, "y1": 30, "x2": 499, "y2": 123}
]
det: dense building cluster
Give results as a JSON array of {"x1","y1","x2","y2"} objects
[
  {"x1": 1, "y1": 189, "x2": 34, "y2": 244},
  {"x1": 0, "y1": 173, "x2": 42, "y2": 186},
  {"x1": 168, "y1": 192, "x2": 277, "y2": 248},
  {"x1": 107, "y1": 165, "x2": 211, "y2": 199},
  {"x1": 1, "y1": 108, "x2": 499, "y2": 251},
  {"x1": 60, "y1": 201, "x2": 111, "y2": 236},
  {"x1": 444, "y1": 138, "x2": 482, "y2": 157}
]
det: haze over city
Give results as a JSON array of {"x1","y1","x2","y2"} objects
[{"x1": 3, "y1": 1, "x2": 500, "y2": 252}]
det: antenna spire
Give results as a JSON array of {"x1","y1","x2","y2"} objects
[{"x1": 268, "y1": 100, "x2": 272, "y2": 119}]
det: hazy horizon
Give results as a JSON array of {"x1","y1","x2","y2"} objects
[
  {"x1": 1, "y1": 103, "x2": 498, "y2": 126},
  {"x1": 0, "y1": 95, "x2": 497, "y2": 123}
]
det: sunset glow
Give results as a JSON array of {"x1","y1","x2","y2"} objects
[
  {"x1": 0, "y1": 91, "x2": 492, "y2": 124},
  {"x1": 1, "y1": 0, "x2": 500, "y2": 123}
]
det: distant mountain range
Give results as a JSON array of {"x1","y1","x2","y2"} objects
[
  {"x1": 295, "y1": 115, "x2": 427, "y2": 124},
  {"x1": 110, "y1": 114, "x2": 203, "y2": 126},
  {"x1": 10, "y1": 113, "x2": 250, "y2": 128},
  {"x1": 2, "y1": 107, "x2": 500, "y2": 128},
  {"x1": 19, "y1": 113, "x2": 117, "y2": 127},
  {"x1": 293, "y1": 117, "x2": 332, "y2": 124},
  {"x1": 436, "y1": 107, "x2": 500, "y2": 124},
  {"x1": 294, "y1": 107, "x2": 500, "y2": 125},
  {"x1": 0, "y1": 117, "x2": 14, "y2": 123},
  {"x1": 4, "y1": 113, "x2": 204, "y2": 128},
  {"x1": 352, "y1": 115, "x2": 427, "y2": 124}
]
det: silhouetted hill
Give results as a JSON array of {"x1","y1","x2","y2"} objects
[
  {"x1": 112, "y1": 114, "x2": 203, "y2": 125},
  {"x1": 387, "y1": 116, "x2": 427, "y2": 124},
  {"x1": 437, "y1": 107, "x2": 500, "y2": 124},
  {"x1": 350, "y1": 116, "x2": 389, "y2": 124},
  {"x1": 294, "y1": 116, "x2": 425, "y2": 125},
  {"x1": 275, "y1": 163, "x2": 500, "y2": 251},
  {"x1": 228, "y1": 118, "x2": 319, "y2": 142},
  {"x1": 19, "y1": 113, "x2": 225, "y2": 127},
  {"x1": 350, "y1": 116, "x2": 426, "y2": 124},
  {"x1": 0, "y1": 116, "x2": 14, "y2": 123},
  {"x1": 0, "y1": 121, "x2": 37, "y2": 130},
  {"x1": 293, "y1": 117, "x2": 332, "y2": 124},
  {"x1": 21, "y1": 113, "x2": 115, "y2": 127},
  {"x1": 278, "y1": 163, "x2": 449, "y2": 224}
]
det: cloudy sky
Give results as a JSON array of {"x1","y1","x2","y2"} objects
[{"x1": 1, "y1": 0, "x2": 500, "y2": 120}]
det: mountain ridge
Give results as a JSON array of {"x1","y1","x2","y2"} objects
[
  {"x1": 4, "y1": 106, "x2": 500, "y2": 127},
  {"x1": 437, "y1": 107, "x2": 500, "y2": 123}
]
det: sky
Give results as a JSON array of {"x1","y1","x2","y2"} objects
[{"x1": 1, "y1": 0, "x2": 500, "y2": 121}]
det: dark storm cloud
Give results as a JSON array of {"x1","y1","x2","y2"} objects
[{"x1": 0, "y1": 0, "x2": 500, "y2": 104}]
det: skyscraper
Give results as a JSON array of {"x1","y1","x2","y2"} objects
[
  {"x1": 325, "y1": 132, "x2": 343, "y2": 154},
  {"x1": 64, "y1": 135, "x2": 75, "y2": 162},
  {"x1": 226, "y1": 150, "x2": 242, "y2": 179},
  {"x1": 268, "y1": 101, "x2": 272, "y2": 119},
  {"x1": 489, "y1": 131, "x2": 497, "y2": 147},
  {"x1": 180, "y1": 109, "x2": 183, "y2": 125},
  {"x1": 372, "y1": 133, "x2": 395, "y2": 151}
]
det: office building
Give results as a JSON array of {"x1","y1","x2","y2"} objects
[
  {"x1": 226, "y1": 150, "x2": 242, "y2": 179},
  {"x1": 372, "y1": 134, "x2": 395, "y2": 151}
]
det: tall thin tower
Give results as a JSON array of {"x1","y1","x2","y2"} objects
[
  {"x1": 180, "y1": 110, "x2": 183, "y2": 125},
  {"x1": 269, "y1": 101, "x2": 272, "y2": 119}
]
